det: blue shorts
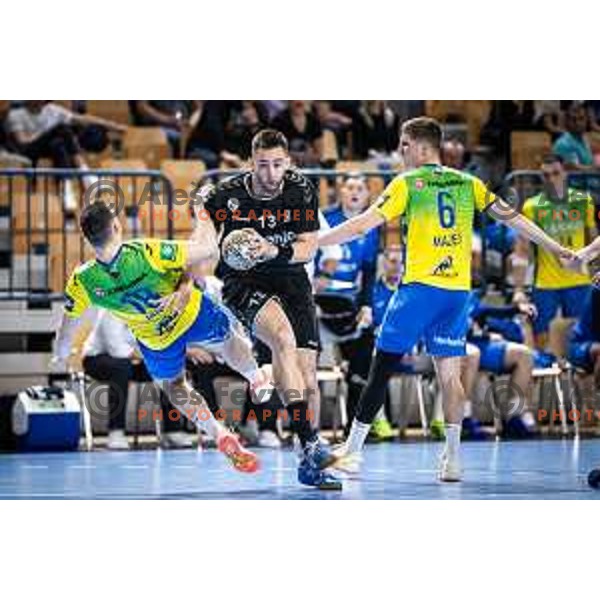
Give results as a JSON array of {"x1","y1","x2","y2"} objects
[
  {"x1": 138, "y1": 294, "x2": 233, "y2": 381},
  {"x1": 377, "y1": 283, "x2": 470, "y2": 357},
  {"x1": 532, "y1": 286, "x2": 591, "y2": 335},
  {"x1": 470, "y1": 338, "x2": 507, "y2": 373},
  {"x1": 567, "y1": 339, "x2": 594, "y2": 372}
]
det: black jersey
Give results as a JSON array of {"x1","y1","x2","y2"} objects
[{"x1": 203, "y1": 169, "x2": 319, "y2": 278}]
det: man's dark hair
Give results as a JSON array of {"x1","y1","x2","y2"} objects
[
  {"x1": 80, "y1": 201, "x2": 115, "y2": 247},
  {"x1": 541, "y1": 153, "x2": 565, "y2": 166},
  {"x1": 401, "y1": 117, "x2": 443, "y2": 149},
  {"x1": 251, "y1": 129, "x2": 289, "y2": 154}
]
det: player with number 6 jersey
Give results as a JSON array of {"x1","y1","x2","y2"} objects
[{"x1": 318, "y1": 117, "x2": 576, "y2": 483}]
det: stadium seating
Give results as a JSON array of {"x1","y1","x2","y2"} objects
[
  {"x1": 510, "y1": 131, "x2": 552, "y2": 170},
  {"x1": 86, "y1": 100, "x2": 130, "y2": 125},
  {"x1": 122, "y1": 127, "x2": 169, "y2": 169}
]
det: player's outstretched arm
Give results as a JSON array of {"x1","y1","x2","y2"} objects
[
  {"x1": 186, "y1": 211, "x2": 220, "y2": 267},
  {"x1": 577, "y1": 237, "x2": 600, "y2": 264},
  {"x1": 318, "y1": 206, "x2": 385, "y2": 247},
  {"x1": 493, "y1": 200, "x2": 576, "y2": 261},
  {"x1": 289, "y1": 231, "x2": 318, "y2": 263}
]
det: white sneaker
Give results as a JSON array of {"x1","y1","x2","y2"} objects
[
  {"x1": 438, "y1": 451, "x2": 462, "y2": 482},
  {"x1": 161, "y1": 431, "x2": 194, "y2": 449},
  {"x1": 250, "y1": 365, "x2": 275, "y2": 404},
  {"x1": 106, "y1": 430, "x2": 130, "y2": 451},
  {"x1": 331, "y1": 444, "x2": 363, "y2": 476},
  {"x1": 258, "y1": 429, "x2": 282, "y2": 449}
]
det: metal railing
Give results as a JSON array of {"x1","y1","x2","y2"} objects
[
  {"x1": 0, "y1": 166, "x2": 403, "y2": 301},
  {"x1": 0, "y1": 168, "x2": 176, "y2": 301}
]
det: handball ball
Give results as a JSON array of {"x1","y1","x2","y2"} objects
[
  {"x1": 588, "y1": 468, "x2": 600, "y2": 489},
  {"x1": 221, "y1": 229, "x2": 261, "y2": 271}
]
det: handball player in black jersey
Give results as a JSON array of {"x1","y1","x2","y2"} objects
[{"x1": 199, "y1": 129, "x2": 340, "y2": 490}]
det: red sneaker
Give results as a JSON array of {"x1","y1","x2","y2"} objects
[{"x1": 217, "y1": 431, "x2": 260, "y2": 474}]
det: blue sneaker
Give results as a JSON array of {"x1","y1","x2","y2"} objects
[
  {"x1": 461, "y1": 417, "x2": 489, "y2": 441},
  {"x1": 304, "y1": 436, "x2": 336, "y2": 470},
  {"x1": 298, "y1": 458, "x2": 342, "y2": 490},
  {"x1": 502, "y1": 415, "x2": 537, "y2": 439}
]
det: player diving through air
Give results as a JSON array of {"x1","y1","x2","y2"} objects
[
  {"x1": 50, "y1": 200, "x2": 275, "y2": 473},
  {"x1": 319, "y1": 117, "x2": 578, "y2": 482}
]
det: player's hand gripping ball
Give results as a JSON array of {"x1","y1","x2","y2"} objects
[{"x1": 221, "y1": 229, "x2": 265, "y2": 271}]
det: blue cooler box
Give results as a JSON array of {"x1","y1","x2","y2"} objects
[{"x1": 12, "y1": 386, "x2": 81, "y2": 451}]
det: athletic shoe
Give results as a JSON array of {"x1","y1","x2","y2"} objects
[
  {"x1": 304, "y1": 435, "x2": 336, "y2": 470},
  {"x1": 298, "y1": 458, "x2": 342, "y2": 490},
  {"x1": 430, "y1": 419, "x2": 445, "y2": 441},
  {"x1": 250, "y1": 365, "x2": 275, "y2": 405},
  {"x1": 369, "y1": 417, "x2": 394, "y2": 442},
  {"x1": 502, "y1": 415, "x2": 537, "y2": 439},
  {"x1": 438, "y1": 450, "x2": 462, "y2": 482},
  {"x1": 258, "y1": 429, "x2": 282, "y2": 449},
  {"x1": 461, "y1": 417, "x2": 489, "y2": 441},
  {"x1": 106, "y1": 429, "x2": 130, "y2": 451},
  {"x1": 330, "y1": 444, "x2": 363, "y2": 475},
  {"x1": 160, "y1": 431, "x2": 195, "y2": 449},
  {"x1": 216, "y1": 431, "x2": 260, "y2": 473}
]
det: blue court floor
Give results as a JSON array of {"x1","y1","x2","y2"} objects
[{"x1": 1, "y1": 439, "x2": 600, "y2": 499}]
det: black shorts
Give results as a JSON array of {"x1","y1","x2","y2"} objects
[{"x1": 223, "y1": 270, "x2": 319, "y2": 351}]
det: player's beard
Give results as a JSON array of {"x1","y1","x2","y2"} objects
[{"x1": 252, "y1": 173, "x2": 282, "y2": 198}]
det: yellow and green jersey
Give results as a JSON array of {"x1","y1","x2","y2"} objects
[
  {"x1": 63, "y1": 239, "x2": 201, "y2": 350},
  {"x1": 523, "y1": 188, "x2": 595, "y2": 289},
  {"x1": 375, "y1": 165, "x2": 497, "y2": 291}
]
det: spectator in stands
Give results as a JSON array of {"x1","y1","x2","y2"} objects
[
  {"x1": 441, "y1": 138, "x2": 466, "y2": 169},
  {"x1": 7, "y1": 101, "x2": 126, "y2": 167},
  {"x1": 517, "y1": 154, "x2": 596, "y2": 350},
  {"x1": 0, "y1": 100, "x2": 30, "y2": 166},
  {"x1": 567, "y1": 286, "x2": 600, "y2": 389},
  {"x1": 480, "y1": 101, "x2": 536, "y2": 169},
  {"x1": 584, "y1": 100, "x2": 600, "y2": 133},
  {"x1": 6, "y1": 101, "x2": 127, "y2": 210},
  {"x1": 262, "y1": 100, "x2": 287, "y2": 122},
  {"x1": 553, "y1": 104, "x2": 594, "y2": 169},
  {"x1": 351, "y1": 101, "x2": 399, "y2": 160},
  {"x1": 185, "y1": 101, "x2": 232, "y2": 169},
  {"x1": 533, "y1": 101, "x2": 565, "y2": 139},
  {"x1": 467, "y1": 288, "x2": 540, "y2": 438},
  {"x1": 314, "y1": 101, "x2": 353, "y2": 158},
  {"x1": 271, "y1": 101, "x2": 323, "y2": 166},
  {"x1": 221, "y1": 101, "x2": 268, "y2": 168},
  {"x1": 133, "y1": 100, "x2": 199, "y2": 158},
  {"x1": 82, "y1": 310, "x2": 193, "y2": 450},
  {"x1": 316, "y1": 174, "x2": 393, "y2": 439}
]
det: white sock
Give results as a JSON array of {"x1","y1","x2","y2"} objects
[
  {"x1": 463, "y1": 400, "x2": 473, "y2": 419},
  {"x1": 374, "y1": 406, "x2": 386, "y2": 421},
  {"x1": 346, "y1": 419, "x2": 371, "y2": 454},
  {"x1": 433, "y1": 391, "x2": 444, "y2": 422},
  {"x1": 444, "y1": 424, "x2": 461, "y2": 455}
]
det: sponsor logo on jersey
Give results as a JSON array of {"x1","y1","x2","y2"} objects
[
  {"x1": 431, "y1": 255, "x2": 457, "y2": 277},
  {"x1": 94, "y1": 288, "x2": 106, "y2": 298},
  {"x1": 160, "y1": 242, "x2": 176, "y2": 261},
  {"x1": 415, "y1": 179, "x2": 424, "y2": 190},
  {"x1": 227, "y1": 198, "x2": 240, "y2": 212}
]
